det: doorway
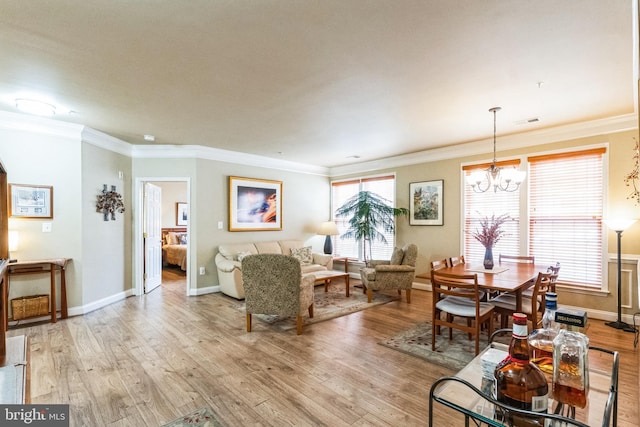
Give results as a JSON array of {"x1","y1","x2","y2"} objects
[{"x1": 134, "y1": 177, "x2": 191, "y2": 296}]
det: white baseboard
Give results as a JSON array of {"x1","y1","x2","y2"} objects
[
  {"x1": 189, "y1": 285, "x2": 220, "y2": 296},
  {"x1": 412, "y1": 281, "x2": 431, "y2": 291},
  {"x1": 68, "y1": 289, "x2": 134, "y2": 316}
]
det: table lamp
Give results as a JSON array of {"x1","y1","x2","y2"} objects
[
  {"x1": 603, "y1": 219, "x2": 637, "y2": 332},
  {"x1": 8, "y1": 230, "x2": 18, "y2": 261},
  {"x1": 317, "y1": 221, "x2": 339, "y2": 255}
]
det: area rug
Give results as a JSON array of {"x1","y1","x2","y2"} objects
[
  {"x1": 161, "y1": 407, "x2": 224, "y2": 427},
  {"x1": 380, "y1": 322, "x2": 484, "y2": 372},
  {"x1": 237, "y1": 283, "x2": 399, "y2": 331}
]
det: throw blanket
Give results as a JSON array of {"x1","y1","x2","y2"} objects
[{"x1": 163, "y1": 244, "x2": 187, "y2": 271}]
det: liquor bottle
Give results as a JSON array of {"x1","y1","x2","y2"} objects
[
  {"x1": 552, "y1": 319, "x2": 589, "y2": 408},
  {"x1": 495, "y1": 313, "x2": 549, "y2": 427},
  {"x1": 528, "y1": 292, "x2": 559, "y2": 375},
  {"x1": 541, "y1": 292, "x2": 559, "y2": 330}
]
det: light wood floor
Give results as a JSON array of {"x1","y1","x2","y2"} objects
[{"x1": 7, "y1": 270, "x2": 639, "y2": 426}]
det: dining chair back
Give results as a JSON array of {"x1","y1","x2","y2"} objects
[
  {"x1": 449, "y1": 255, "x2": 465, "y2": 267},
  {"x1": 499, "y1": 254, "x2": 535, "y2": 264},
  {"x1": 430, "y1": 259, "x2": 449, "y2": 271},
  {"x1": 489, "y1": 271, "x2": 553, "y2": 328},
  {"x1": 431, "y1": 270, "x2": 494, "y2": 355}
]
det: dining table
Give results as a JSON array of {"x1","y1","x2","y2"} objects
[{"x1": 417, "y1": 262, "x2": 548, "y2": 312}]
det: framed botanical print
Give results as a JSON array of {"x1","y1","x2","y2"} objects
[{"x1": 409, "y1": 180, "x2": 443, "y2": 225}]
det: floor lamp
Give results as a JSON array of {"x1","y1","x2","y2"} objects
[{"x1": 604, "y1": 219, "x2": 637, "y2": 332}]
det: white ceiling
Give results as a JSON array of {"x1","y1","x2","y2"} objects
[{"x1": 0, "y1": 1, "x2": 635, "y2": 168}]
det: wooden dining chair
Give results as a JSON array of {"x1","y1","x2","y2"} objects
[
  {"x1": 449, "y1": 255, "x2": 465, "y2": 267},
  {"x1": 498, "y1": 254, "x2": 535, "y2": 264},
  {"x1": 523, "y1": 262, "x2": 560, "y2": 297},
  {"x1": 430, "y1": 259, "x2": 449, "y2": 271},
  {"x1": 489, "y1": 271, "x2": 552, "y2": 329},
  {"x1": 431, "y1": 270, "x2": 494, "y2": 355}
]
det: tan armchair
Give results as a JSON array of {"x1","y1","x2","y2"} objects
[
  {"x1": 360, "y1": 244, "x2": 418, "y2": 303},
  {"x1": 242, "y1": 254, "x2": 315, "y2": 335}
]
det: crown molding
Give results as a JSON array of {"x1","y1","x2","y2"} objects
[
  {"x1": 1, "y1": 110, "x2": 635, "y2": 178},
  {"x1": 0, "y1": 110, "x2": 83, "y2": 139},
  {"x1": 131, "y1": 144, "x2": 329, "y2": 176},
  {"x1": 81, "y1": 127, "x2": 133, "y2": 156},
  {"x1": 328, "y1": 113, "x2": 638, "y2": 177}
]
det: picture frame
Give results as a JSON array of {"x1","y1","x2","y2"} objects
[
  {"x1": 176, "y1": 202, "x2": 188, "y2": 226},
  {"x1": 229, "y1": 176, "x2": 282, "y2": 231},
  {"x1": 409, "y1": 179, "x2": 443, "y2": 226},
  {"x1": 9, "y1": 184, "x2": 53, "y2": 219}
]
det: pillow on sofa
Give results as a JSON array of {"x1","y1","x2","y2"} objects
[
  {"x1": 390, "y1": 247, "x2": 404, "y2": 265},
  {"x1": 236, "y1": 251, "x2": 252, "y2": 262},
  {"x1": 291, "y1": 246, "x2": 313, "y2": 265}
]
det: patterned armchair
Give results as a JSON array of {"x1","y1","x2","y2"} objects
[
  {"x1": 242, "y1": 253, "x2": 315, "y2": 335},
  {"x1": 360, "y1": 243, "x2": 418, "y2": 303}
]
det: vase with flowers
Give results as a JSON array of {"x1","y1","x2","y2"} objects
[{"x1": 471, "y1": 213, "x2": 509, "y2": 270}]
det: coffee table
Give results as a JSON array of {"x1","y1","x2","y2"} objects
[{"x1": 312, "y1": 270, "x2": 350, "y2": 297}]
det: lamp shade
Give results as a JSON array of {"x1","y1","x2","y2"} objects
[
  {"x1": 604, "y1": 219, "x2": 637, "y2": 232},
  {"x1": 8, "y1": 230, "x2": 18, "y2": 252},
  {"x1": 317, "y1": 221, "x2": 339, "y2": 236}
]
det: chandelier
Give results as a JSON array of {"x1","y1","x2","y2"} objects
[{"x1": 466, "y1": 107, "x2": 526, "y2": 193}]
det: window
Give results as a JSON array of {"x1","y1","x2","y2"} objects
[
  {"x1": 331, "y1": 175, "x2": 397, "y2": 261},
  {"x1": 528, "y1": 148, "x2": 605, "y2": 287},
  {"x1": 463, "y1": 147, "x2": 606, "y2": 289},
  {"x1": 463, "y1": 160, "x2": 521, "y2": 265}
]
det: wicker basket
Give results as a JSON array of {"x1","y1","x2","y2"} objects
[{"x1": 11, "y1": 294, "x2": 50, "y2": 320}]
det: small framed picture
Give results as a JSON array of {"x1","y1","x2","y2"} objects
[
  {"x1": 176, "y1": 202, "x2": 188, "y2": 226},
  {"x1": 229, "y1": 176, "x2": 282, "y2": 231},
  {"x1": 9, "y1": 184, "x2": 53, "y2": 219},
  {"x1": 409, "y1": 180, "x2": 443, "y2": 226}
]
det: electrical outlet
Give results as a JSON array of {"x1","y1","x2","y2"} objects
[
  {"x1": 199, "y1": 267, "x2": 206, "y2": 275},
  {"x1": 42, "y1": 222, "x2": 52, "y2": 232}
]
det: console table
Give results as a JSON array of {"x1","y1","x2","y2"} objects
[{"x1": 5, "y1": 258, "x2": 70, "y2": 330}]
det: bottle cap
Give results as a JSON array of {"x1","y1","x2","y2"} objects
[
  {"x1": 545, "y1": 292, "x2": 558, "y2": 308},
  {"x1": 513, "y1": 313, "x2": 527, "y2": 325}
]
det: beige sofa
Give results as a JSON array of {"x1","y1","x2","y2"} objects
[{"x1": 215, "y1": 240, "x2": 333, "y2": 299}]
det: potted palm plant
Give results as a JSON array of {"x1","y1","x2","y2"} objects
[{"x1": 334, "y1": 190, "x2": 409, "y2": 266}]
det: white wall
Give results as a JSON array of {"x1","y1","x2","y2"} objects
[
  {"x1": 0, "y1": 115, "x2": 84, "y2": 309},
  {"x1": 81, "y1": 142, "x2": 132, "y2": 306},
  {"x1": 156, "y1": 182, "x2": 188, "y2": 228}
]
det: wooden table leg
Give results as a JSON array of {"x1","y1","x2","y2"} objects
[
  {"x1": 515, "y1": 290, "x2": 522, "y2": 313},
  {"x1": 50, "y1": 265, "x2": 56, "y2": 323},
  {"x1": 60, "y1": 266, "x2": 68, "y2": 319},
  {"x1": 345, "y1": 274, "x2": 350, "y2": 297}
]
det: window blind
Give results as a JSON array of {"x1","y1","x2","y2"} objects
[
  {"x1": 463, "y1": 166, "x2": 521, "y2": 265},
  {"x1": 528, "y1": 149, "x2": 605, "y2": 287}
]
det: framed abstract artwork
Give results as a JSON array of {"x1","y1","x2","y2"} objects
[
  {"x1": 229, "y1": 176, "x2": 282, "y2": 231},
  {"x1": 176, "y1": 202, "x2": 188, "y2": 226},
  {"x1": 9, "y1": 183, "x2": 53, "y2": 218},
  {"x1": 409, "y1": 179, "x2": 443, "y2": 225}
]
